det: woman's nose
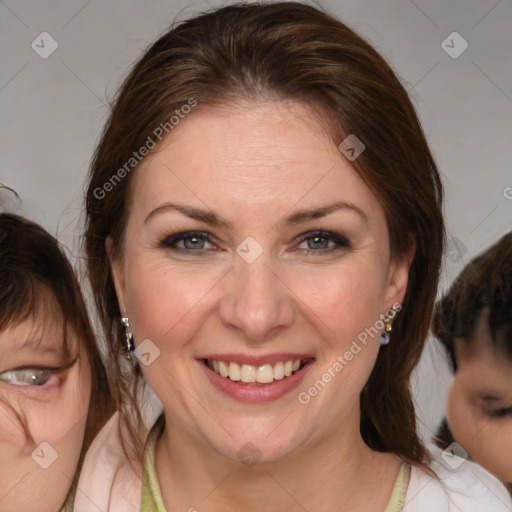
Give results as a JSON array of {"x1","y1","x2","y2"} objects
[{"x1": 218, "y1": 251, "x2": 295, "y2": 343}]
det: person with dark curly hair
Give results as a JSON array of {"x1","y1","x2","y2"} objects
[{"x1": 433, "y1": 231, "x2": 512, "y2": 495}]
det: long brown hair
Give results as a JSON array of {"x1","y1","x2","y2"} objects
[
  {"x1": 0, "y1": 213, "x2": 114, "y2": 492},
  {"x1": 84, "y1": 1, "x2": 445, "y2": 468}
]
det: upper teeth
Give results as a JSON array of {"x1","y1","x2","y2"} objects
[{"x1": 207, "y1": 359, "x2": 302, "y2": 383}]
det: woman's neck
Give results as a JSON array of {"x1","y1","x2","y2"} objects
[{"x1": 154, "y1": 411, "x2": 402, "y2": 512}]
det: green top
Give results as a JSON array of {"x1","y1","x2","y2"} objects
[
  {"x1": 59, "y1": 493, "x2": 74, "y2": 512},
  {"x1": 141, "y1": 425, "x2": 167, "y2": 512},
  {"x1": 141, "y1": 428, "x2": 411, "y2": 512}
]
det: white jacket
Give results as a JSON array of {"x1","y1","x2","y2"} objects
[
  {"x1": 74, "y1": 412, "x2": 512, "y2": 512},
  {"x1": 404, "y1": 445, "x2": 512, "y2": 511}
]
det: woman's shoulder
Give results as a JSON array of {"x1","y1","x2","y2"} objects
[
  {"x1": 404, "y1": 444, "x2": 512, "y2": 512},
  {"x1": 72, "y1": 411, "x2": 143, "y2": 512},
  {"x1": 73, "y1": 391, "x2": 163, "y2": 511}
]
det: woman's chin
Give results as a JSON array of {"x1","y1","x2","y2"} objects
[{"x1": 205, "y1": 431, "x2": 305, "y2": 467}]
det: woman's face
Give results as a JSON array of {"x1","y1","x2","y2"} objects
[
  {"x1": 111, "y1": 100, "x2": 411, "y2": 462},
  {"x1": 0, "y1": 298, "x2": 91, "y2": 511},
  {"x1": 447, "y1": 309, "x2": 512, "y2": 490}
]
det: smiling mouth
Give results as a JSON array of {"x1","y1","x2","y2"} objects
[{"x1": 204, "y1": 358, "x2": 311, "y2": 385}]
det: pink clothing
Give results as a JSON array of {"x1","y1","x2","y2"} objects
[
  {"x1": 73, "y1": 412, "x2": 143, "y2": 512},
  {"x1": 74, "y1": 411, "x2": 512, "y2": 512}
]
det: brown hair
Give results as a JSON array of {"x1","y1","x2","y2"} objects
[
  {"x1": 433, "y1": 231, "x2": 512, "y2": 370},
  {"x1": 432, "y1": 231, "x2": 512, "y2": 451},
  {"x1": 84, "y1": 1, "x2": 445, "y2": 468},
  {"x1": 0, "y1": 213, "x2": 114, "y2": 493}
]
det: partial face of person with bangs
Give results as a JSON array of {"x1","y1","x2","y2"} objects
[
  {"x1": 109, "y1": 100, "x2": 412, "y2": 475},
  {"x1": 447, "y1": 307, "x2": 512, "y2": 493},
  {"x1": 0, "y1": 289, "x2": 91, "y2": 511}
]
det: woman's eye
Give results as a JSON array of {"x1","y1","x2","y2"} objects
[
  {"x1": 485, "y1": 407, "x2": 512, "y2": 419},
  {"x1": 0, "y1": 368, "x2": 53, "y2": 387},
  {"x1": 159, "y1": 230, "x2": 349, "y2": 255},
  {"x1": 296, "y1": 231, "x2": 350, "y2": 253},
  {"x1": 161, "y1": 231, "x2": 214, "y2": 251}
]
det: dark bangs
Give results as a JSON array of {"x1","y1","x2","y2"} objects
[{"x1": 0, "y1": 213, "x2": 83, "y2": 356}]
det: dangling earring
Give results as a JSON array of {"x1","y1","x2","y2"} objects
[
  {"x1": 120, "y1": 316, "x2": 134, "y2": 358},
  {"x1": 380, "y1": 304, "x2": 400, "y2": 346}
]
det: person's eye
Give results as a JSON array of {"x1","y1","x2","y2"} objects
[
  {"x1": 160, "y1": 231, "x2": 216, "y2": 252},
  {"x1": 294, "y1": 231, "x2": 350, "y2": 255},
  {"x1": 484, "y1": 407, "x2": 512, "y2": 419},
  {"x1": 0, "y1": 368, "x2": 55, "y2": 387},
  {"x1": 0, "y1": 360, "x2": 76, "y2": 388}
]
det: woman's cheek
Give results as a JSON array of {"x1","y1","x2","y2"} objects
[
  {"x1": 322, "y1": 286, "x2": 381, "y2": 341},
  {"x1": 129, "y1": 270, "x2": 225, "y2": 343},
  {"x1": 0, "y1": 403, "x2": 29, "y2": 448},
  {"x1": 491, "y1": 430, "x2": 512, "y2": 483},
  {"x1": 446, "y1": 378, "x2": 483, "y2": 460},
  {"x1": 23, "y1": 397, "x2": 82, "y2": 447},
  {"x1": 446, "y1": 379, "x2": 467, "y2": 441},
  {"x1": 0, "y1": 384, "x2": 62, "y2": 444}
]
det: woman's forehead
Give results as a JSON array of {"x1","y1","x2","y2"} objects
[
  {"x1": 141, "y1": 101, "x2": 339, "y2": 170},
  {"x1": 455, "y1": 330, "x2": 512, "y2": 366},
  {"x1": 2, "y1": 302, "x2": 63, "y2": 343},
  {"x1": 130, "y1": 102, "x2": 381, "y2": 228},
  {"x1": 0, "y1": 290, "x2": 77, "y2": 355}
]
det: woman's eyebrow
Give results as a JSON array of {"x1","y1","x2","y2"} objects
[
  {"x1": 476, "y1": 391, "x2": 505, "y2": 402},
  {"x1": 144, "y1": 203, "x2": 230, "y2": 228},
  {"x1": 144, "y1": 201, "x2": 368, "y2": 228},
  {"x1": 279, "y1": 201, "x2": 369, "y2": 227}
]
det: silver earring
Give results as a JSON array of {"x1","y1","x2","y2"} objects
[
  {"x1": 380, "y1": 304, "x2": 399, "y2": 346},
  {"x1": 121, "y1": 316, "x2": 134, "y2": 357}
]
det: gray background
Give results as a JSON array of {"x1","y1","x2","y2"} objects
[{"x1": 1, "y1": 0, "x2": 511, "y2": 442}]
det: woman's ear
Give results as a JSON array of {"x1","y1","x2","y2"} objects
[
  {"x1": 382, "y1": 237, "x2": 416, "y2": 310},
  {"x1": 106, "y1": 236, "x2": 127, "y2": 313}
]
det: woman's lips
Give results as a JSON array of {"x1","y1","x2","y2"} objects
[{"x1": 198, "y1": 357, "x2": 314, "y2": 402}]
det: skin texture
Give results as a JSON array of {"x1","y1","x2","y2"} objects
[
  {"x1": 447, "y1": 308, "x2": 512, "y2": 492},
  {"x1": 110, "y1": 100, "x2": 414, "y2": 511},
  {"x1": 0, "y1": 298, "x2": 91, "y2": 512}
]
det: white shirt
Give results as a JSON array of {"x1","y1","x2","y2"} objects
[
  {"x1": 404, "y1": 445, "x2": 512, "y2": 511},
  {"x1": 73, "y1": 412, "x2": 512, "y2": 512}
]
